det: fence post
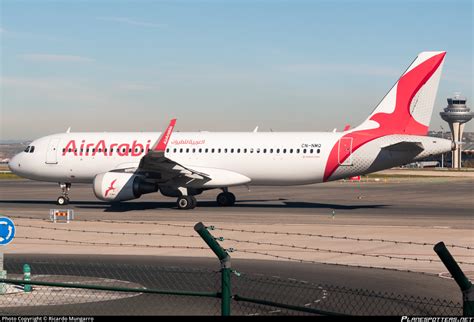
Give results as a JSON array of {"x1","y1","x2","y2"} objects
[
  {"x1": 23, "y1": 264, "x2": 31, "y2": 293},
  {"x1": 434, "y1": 241, "x2": 473, "y2": 316},
  {"x1": 194, "y1": 222, "x2": 231, "y2": 316}
]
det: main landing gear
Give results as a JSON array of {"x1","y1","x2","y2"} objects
[
  {"x1": 216, "y1": 189, "x2": 236, "y2": 207},
  {"x1": 176, "y1": 195, "x2": 197, "y2": 210},
  {"x1": 175, "y1": 188, "x2": 236, "y2": 209},
  {"x1": 56, "y1": 183, "x2": 71, "y2": 205}
]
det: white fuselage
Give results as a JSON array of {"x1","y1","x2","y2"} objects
[
  {"x1": 9, "y1": 131, "x2": 452, "y2": 186},
  {"x1": 11, "y1": 132, "x2": 335, "y2": 185}
]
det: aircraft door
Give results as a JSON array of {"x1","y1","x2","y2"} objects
[
  {"x1": 338, "y1": 137, "x2": 353, "y2": 166},
  {"x1": 46, "y1": 138, "x2": 61, "y2": 164}
]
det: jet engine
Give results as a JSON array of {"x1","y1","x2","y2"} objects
[{"x1": 93, "y1": 172, "x2": 158, "y2": 202}]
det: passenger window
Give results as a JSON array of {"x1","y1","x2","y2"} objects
[
  {"x1": 283, "y1": 149, "x2": 287, "y2": 153},
  {"x1": 244, "y1": 148, "x2": 247, "y2": 153},
  {"x1": 69, "y1": 148, "x2": 72, "y2": 152},
  {"x1": 317, "y1": 149, "x2": 320, "y2": 154},
  {"x1": 230, "y1": 148, "x2": 234, "y2": 153},
  {"x1": 199, "y1": 148, "x2": 202, "y2": 153},
  {"x1": 237, "y1": 148, "x2": 240, "y2": 153},
  {"x1": 310, "y1": 149, "x2": 313, "y2": 153},
  {"x1": 62, "y1": 148, "x2": 65, "y2": 153},
  {"x1": 211, "y1": 148, "x2": 215, "y2": 153},
  {"x1": 256, "y1": 148, "x2": 260, "y2": 153},
  {"x1": 303, "y1": 149, "x2": 307, "y2": 154},
  {"x1": 276, "y1": 149, "x2": 280, "y2": 153},
  {"x1": 263, "y1": 149, "x2": 267, "y2": 153},
  {"x1": 289, "y1": 149, "x2": 293, "y2": 153},
  {"x1": 166, "y1": 148, "x2": 169, "y2": 153},
  {"x1": 224, "y1": 148, "x2": 227, "y2": 153},
  {"x1": 173, "y1": 148, "x2": 177, "y2": 153},
  {"x1": 218, "y1": 148, "x2": 221, "y2": 153},
  {"x1": 270, "y1": 149, "x2": 273, "y2": 153},
  {"x1": 180, "y1": 148, "x2": 183, "y2": 153},
  {"x1": 296, "y1": 149, "x2": 300, "y2": 153},
  {"x1": 205, "y1": 148, "x2": 208, "y2": 153}
]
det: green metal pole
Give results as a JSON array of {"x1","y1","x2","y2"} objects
[
  {"x1": 194, "y1": 222, "x2": 231, "y2": 316},
  {"x1": 434, "y1": 242, "x2": 473, "y2": 316},
  {"x1": 23, "y1": 264, "x2": 31, "y2": 293},
  {"x1": 221, "y1": 258, "x2": 231, "y2": 316}
]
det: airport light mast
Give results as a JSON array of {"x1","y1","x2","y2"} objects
[{"x1": 440, "y1": 94, "x2": 473, "y2": 169}]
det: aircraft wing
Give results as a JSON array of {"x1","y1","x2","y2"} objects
[
  {"x1": 113, "y1": 119, "x2": 250, "y2": 187},
  {"x1": 136, "y1": 119, "x2": 211, "y2": 183},
  {"x1": 381, "y1": 141, "x2": 424, "y2": 152}
]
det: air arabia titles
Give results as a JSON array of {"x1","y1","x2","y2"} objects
[
  {"x1": 171, "y1": 139, "x2": 205, "y2": 145},
  {"x1": 62, "y1": 140, "x2": 152, "y2": 157}
]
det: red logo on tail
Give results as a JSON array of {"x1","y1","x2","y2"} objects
[{"x1": 323, "y1": 52, "x2": 446, "y2": 182}]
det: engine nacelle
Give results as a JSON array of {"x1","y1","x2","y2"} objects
[{"x1": 93, "y1": 172, "x2": 158, "y2": 202}]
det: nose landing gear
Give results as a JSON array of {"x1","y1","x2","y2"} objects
[{"x1": 57, "y1": 183, "x2": 71, "y2": 205}]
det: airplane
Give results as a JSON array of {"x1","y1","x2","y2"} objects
[{"x1": 8, "y1": 51, "x2": 454, "y2": 210}]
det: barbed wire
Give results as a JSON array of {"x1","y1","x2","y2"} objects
[
  {"x1": 234, "y1": 249, "x2": 443, "y2": 277},
  {"x1": 213, "y1": 226, "x2": 473, "y2": 250},
  {"x1": 223, "y1": 238, "x2": 474, "y2": 266},
  {"x1": 14, "y1": 236, "x2": 207, "y2": 250},
  {"x1": 8, "y1": 215, "x2": 194, "y2": 228},
  {"x1": 15, "y1": 224, "x2": 199, "y2": 238},
  {"x1": 10, "y1": 216, "x2": 472, "y2": 251}
]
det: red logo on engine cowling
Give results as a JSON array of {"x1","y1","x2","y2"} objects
[{"x1": 104, "y1": 179, "x2": 117, "y2": 197}]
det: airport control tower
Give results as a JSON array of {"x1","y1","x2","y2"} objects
[{"x1": 440, "y1": 94, "x2": 474, "y2": 169}]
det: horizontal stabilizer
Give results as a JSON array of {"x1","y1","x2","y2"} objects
[{"x1": 381, "y1": 141, "x2": 424, "y2": 152}]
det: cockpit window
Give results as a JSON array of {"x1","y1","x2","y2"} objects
[{"x1": 23, "y1": 145, "x2": 35, "y2": 153}]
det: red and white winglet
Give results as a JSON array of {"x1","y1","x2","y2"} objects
[{"x1": 153, "y1": 118, "x2": 177, "y2": 152}]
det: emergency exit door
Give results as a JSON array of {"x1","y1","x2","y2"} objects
[{"x1": 338, "y1": 137, "x2": 353, "y2": 166}]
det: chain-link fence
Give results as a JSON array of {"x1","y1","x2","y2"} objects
[
  {"x1": 0, "y1": 256, "x2": 221, "y2": 315},
  {"x1": 0, "y1": 255, "x2": 463, "y2": 316},
  {"x1": 232, "y1": 273, "x2": 462, "y2": 316}
]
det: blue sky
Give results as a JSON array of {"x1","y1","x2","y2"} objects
[{"x1": 1, "y1": 0, "x2": 472, "y2": 139}]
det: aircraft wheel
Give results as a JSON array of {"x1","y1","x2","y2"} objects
[
  {"x1": 189, "y1": 196, "x2": 197, "y2": 209},
  {"x1": 57, "y1": 196, "x2": 69, "y2": 205},
  {"x1": 216, "y1": 192, "x2": 236, "y2": 207},
  {"x1": 177, "y1": 196, "x2": 194, "y2": 210}
]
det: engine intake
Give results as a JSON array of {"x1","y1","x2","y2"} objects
[{"x1": 93, "y1": 172, "x2": 158, "y2": 202}]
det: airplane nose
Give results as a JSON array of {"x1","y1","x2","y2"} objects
[{"x1": 8, "y1": 155, "x2": 20, "y2": 173}]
